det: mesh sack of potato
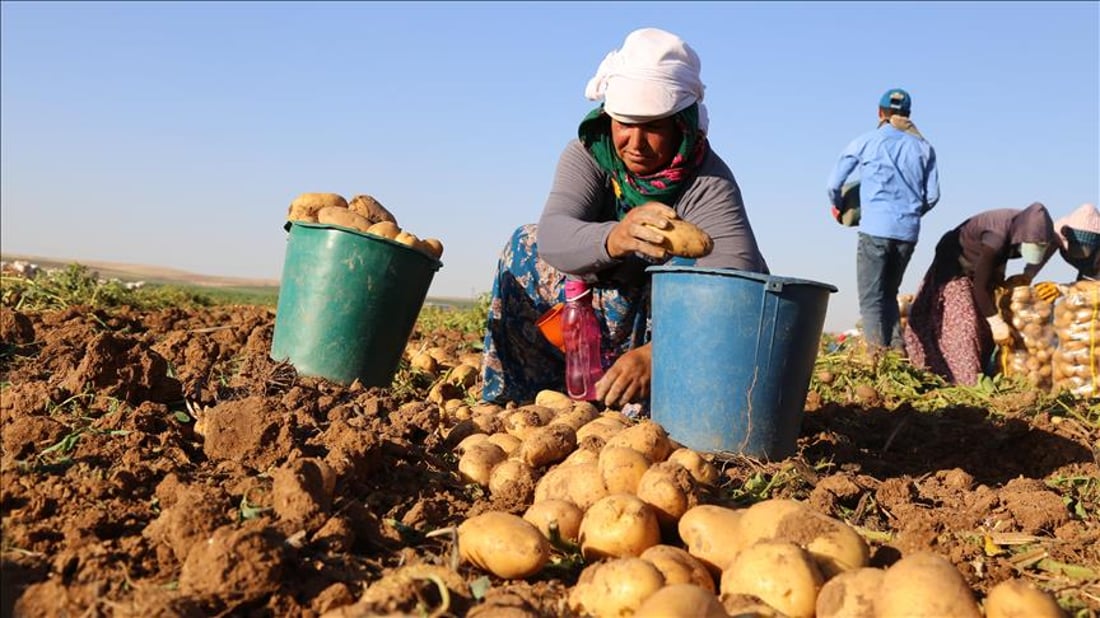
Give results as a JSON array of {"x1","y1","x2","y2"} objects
[
  {"x1": 1002, "y1": 285, "x2": 1056, "y2": 389},
  {"x1": 1052, "y1": 280, "x2": 1100, "y2": 397}
]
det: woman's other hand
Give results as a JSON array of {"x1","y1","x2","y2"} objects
[
  {"x1": 595, "y1": 343, "x2": 652, "y2": 408},
  {"x1": 606, "y1": 202, "x2": 677, "y2": 260},
  {"x1": 986, "y1": 315, "x2": 1013, "y2": 344}
]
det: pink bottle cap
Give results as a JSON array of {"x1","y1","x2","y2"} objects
[{"x1": 564, "y1": 280, "x2": 590, "y2": 302}]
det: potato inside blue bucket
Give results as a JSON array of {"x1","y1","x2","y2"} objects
[{"x1": 647, "y1": 266, "x2": 836, "y2": 459}]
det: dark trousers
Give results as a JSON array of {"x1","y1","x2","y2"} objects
[{"x1": 857, "y1": 232, "x2": 916, "y2": 348}]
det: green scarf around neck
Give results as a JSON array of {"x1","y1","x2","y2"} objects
[{"x1": 578, "y1": 103, "x2": 708, "y2": 220}]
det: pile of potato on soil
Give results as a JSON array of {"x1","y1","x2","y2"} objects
[
  {"x1": 286, "y1": 192, "x2": 444, "y2": 261},
  {"x1": 325, "y1": 389, "x2": 1068, "y2": 618}
]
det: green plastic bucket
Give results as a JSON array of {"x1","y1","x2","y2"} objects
[{"x1": 270, "y1": 221, "x2": 442, "y2": 386}]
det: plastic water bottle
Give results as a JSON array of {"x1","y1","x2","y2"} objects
[{"x1": 562, "y1": 279, "x2": 604, "y2": 401}]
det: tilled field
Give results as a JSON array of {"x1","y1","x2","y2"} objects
[{"x1": 1, "y1": 300, "x2": 1098, "y2": 617}]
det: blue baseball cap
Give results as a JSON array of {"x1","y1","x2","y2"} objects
[{"x1": 879, "y1": 88, "x2": 912, "y2": 113}]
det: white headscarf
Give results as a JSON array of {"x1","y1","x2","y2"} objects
[{"x1": 584, "y1": 28, "x2": 709, "y2": 132}]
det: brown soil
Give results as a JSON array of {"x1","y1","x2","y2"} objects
[{"x1": 1, "y1": 301, "x2": 1097, "y2": 617}]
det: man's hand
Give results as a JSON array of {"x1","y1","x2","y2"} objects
[
  {"x1": 986, "y1": 315, "x2": 1012, "y2": 344},
  {"x1": 1033, "y1": 281, "x2": 1063, "y2": 303},
  {"x1": 606, "y1": 202, "x2": 677, "y2": 261},
  {"x1": 595, "y1": 344, "x2": 652, "y2": 408}
]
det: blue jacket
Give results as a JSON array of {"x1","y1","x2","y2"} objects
[{"x1": 827, "y1": 123, "x2": 940, "y2": 243}]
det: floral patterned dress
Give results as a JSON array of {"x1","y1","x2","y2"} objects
[{"x1": 479, "y1": 224, "x2": 649, "y2": 404}]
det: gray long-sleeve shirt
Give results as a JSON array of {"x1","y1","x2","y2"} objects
[{"x1": 537, "y1": 139, "x2": 768, "y2": 286}]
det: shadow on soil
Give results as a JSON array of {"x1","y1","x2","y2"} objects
[{"x1": 801, "y1": 403, "x2": 1094, "y2": 486}]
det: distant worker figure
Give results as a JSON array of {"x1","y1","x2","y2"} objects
[
  {"x1": 1054, "y1": 203, "x2": 1100, "y2": 282},
  {"x1": 826, "y1": 88, "x2": 940, "y2": 350},
  {"x1": 903, "y1": 203, "x2": 1057, "y2": 385}
]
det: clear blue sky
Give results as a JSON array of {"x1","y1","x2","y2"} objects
[{"x1": 2, "y1": 1, "x2": 1097, "y2": 331}]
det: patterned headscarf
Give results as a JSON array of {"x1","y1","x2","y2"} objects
[{"x1": 578, "y1": 103, "x2": 708, "y2": 221}]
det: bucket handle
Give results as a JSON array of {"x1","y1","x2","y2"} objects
[{"x1": 765, "y1": 280, "x2": 784, "y2": 293}]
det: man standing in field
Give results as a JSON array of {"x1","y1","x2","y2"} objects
[{"x1": 827, "y1": 88, "x2": 940, "y2": 351}]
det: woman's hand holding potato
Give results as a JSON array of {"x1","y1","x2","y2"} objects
[{"x1": 606, "y1": 202, "x2": 677, "y2": 260}]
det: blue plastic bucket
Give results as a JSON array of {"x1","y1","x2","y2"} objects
[
  {"x1": 648, "y1": 266, "x2": 836, "y2": 459},
  {"x1": 270, "y1": 222, "x2": 442, "y2": 387}
]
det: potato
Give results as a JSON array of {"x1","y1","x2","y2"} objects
[
  {"x1": 504, "y1": 407, "x2": 547, "y2": 441},
  {"x1": 287, "y1": 192, "x2": 347, "y2": 222},
  {"x1": 525, "y1": 404, "x2": 560, "y2": 425},
  {"x1": 579, "y1": 494, "x2": 661, "y2": 560},
  {"x1": 577, "y1": 417, "x2": 629, "y2": 442},
  {"x1": 394, "y1": 230, "x2": 420, "y2": 248},
  {"x1": 678, "y1": 504, "x2": 746, "y2": 575},
  {"x1": 409, "y1": 351, "x2": 438, "y2": 373},
  {"x1": 984, "y1": 578, "x2": 1065, "y2": 618},
  {"x1": 518, "y1": 423, "x2": 577, "y2": 468},
  {"x1": 455, "y1": 433, "x2": 489, "y2": 453},
  {"x1": 448, "y1": 363, "x2": 479, "y2": 388},
  {"x1": 534, "y1": 462, "x2": 607, "y2": 509},
  {"x1": 738, "y1": 498, "x2": 869, "y2": 578},
  {"x1": 667, "y1": 447, "x2": 720, "y2": 486},
  {"x1": 562, "y1": 447, "x2": 599, "y2": 467},
  {"x1": 458, "y1": 350, "x2": 483, "y2": 368},
  {"x1": 366, "y1": 220, "x2": 401, "y2": 240},
  {"x1": 347, "y1": 194, "x2": 396, "y2": 225},
  {"x1": 533, "y1": 464, "x2": 575, "y2": 504},
  {"x1": 553, "y1": 402, "x2": 601, "y2": 431},
  {"x1": 814, "y1": 567, "x2": 884, "y2": 618},
  {"x1": 523, "y1": 499, "x2": 583, "y2": 543},
  {"x1": 564, "y1": 462, "x2": 609, "y2": 511},
  {"x1": 487, "y1": 432, "x2": 522, "y2": 456},
  {"x1": 598, "y1": 445, "x2": 652, "y2": 494},
  {"x1": 720, "y1": 541, "x2": 823, "y2": 618},
  {"x1": 420, "y1": 238, "x2": 444, "y2": 260},
  {"x1": 488, "y1": 459, "x2": 536, "y2": 502},
  {"x1": 799, "y1": 513, "x2": 870, "y2": 578},
  {"x1": 458, "y1": 511, "x2": 549, "y2": 579},
  {"x1": 534, "y1": 389, "x2": 574, "y2": 410},
  {"x1": 317, "y1": 206, "x2": 373, "y2": 233},
  {"x1": 572, "y1": 400, "x2": 600, "y2": 417},
  {"x1": 604, "y1": 420, "x2": 672, "y2": 462},
  {"x1": 635, "y1": 583, "x2": 726, "y2": 618},
  {"x1": 734, "y1": 497, "x2": 805, "y2": 541},
  {"x1": 875, "y1": 551, "x2": 981, "y2": 618},
  {"x1": 457, "y1": 442, "x2": 506, "y2": 486},
  {"x1": 445, "y1": 415, "x2": 505, "y2": 448},
  {"x1": 427, "y1": 346, "x2": 452, "y2": 365},
  {"x1": 644, "y1": 217, "x2": 713, "y2": 258},
  {"x1": 722, "y1": 595, "x2": 785, "y2": 617},
  {"x1": 440, "y1": 398, "x2": 461, "y2": 414},
  {"x1": 568, "y1": 557, "x2": 665, "y2": 618},
  {"x1": 635, "y1": 461, "x2": 699, "y2": 531},
  {"x1": 640, "y1": 544, "x2": 715, "y2": 592}
]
